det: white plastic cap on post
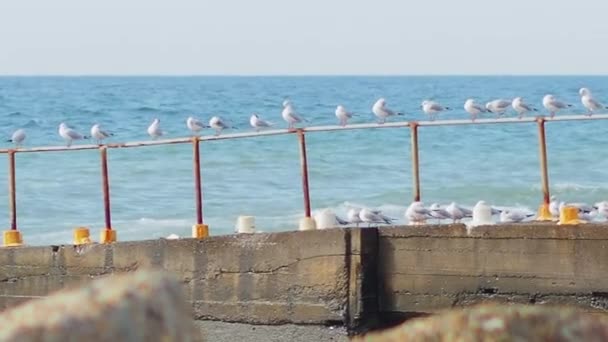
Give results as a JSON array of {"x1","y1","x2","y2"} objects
[
  {"x1": 469, "y1": 201, "x2": 495, "y2": 227},
  {"x1": 314, "y1": 209, "x2": 337, "y2": 230},
  {"x1": 298, "y1": 217, "x2": 317, "y2": 231},
  {"x1": 235, "y1": 216, "x2": 256, "y2": 234}
]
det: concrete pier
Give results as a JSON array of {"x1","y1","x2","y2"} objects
[{"x1": 1, "y1": 223, "x2": 608, "y2": 335}]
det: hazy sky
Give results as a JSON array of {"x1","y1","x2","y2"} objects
[{"x1": 1, "y1": 0, "x2": 607, "y2": 75}]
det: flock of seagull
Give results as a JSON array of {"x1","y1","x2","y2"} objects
[
  {"x1": 327, "y1": 197, "x2": 608, "y2": 227},
  {"x1": 4, "y1": 88, "x2": 605, "y2": 148}
]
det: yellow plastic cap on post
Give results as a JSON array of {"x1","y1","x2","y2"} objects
[
  {"x1": 100, "y1": 229, "x2": 117, "y2": 244},
  {"x1": 3, "y1": 230, "x2": 23, "y2": 247},
  {"x1": 558, "y1": 206, "x2": 585, "y2": 225},
  {"x1": 192, "y1": 224, "x2": 209, "y2": 239},
  {"x1": 73, "y1": 227, "x2": 91, "y2": 245},
  {"x1": 298, "y1": 217, "x2": 317, "y2": 231},
  {"x1": 536, "y1": 203, "x2": 553, "y2": 221}
]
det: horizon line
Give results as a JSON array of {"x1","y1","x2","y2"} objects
[{"x1": 1, "y1": 73, "x2": 608, "y2": 78}]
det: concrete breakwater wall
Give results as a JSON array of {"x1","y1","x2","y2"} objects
[{"x1": 1, "y1": 224, "x2": 608, "y2": 332}]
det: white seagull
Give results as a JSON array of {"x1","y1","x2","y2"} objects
[
  {"x1": 347, "y1": 208, "x2": 364, "y2": 227},
  {"x1": 59, "y1": 123, "x2": 87, "y2": 147},
  {"x1": 281, "y1": 100, "x2": 306, "y2": 129},
  {"x1": 445, "y1": 202, "x2": 472, "y2": 223},
  {"x1": 372, "y1": 98, "x2": 403, "y2": 124},
  {"x1": 147, "y1": 118, "x2": 163, "y2": 139},
  {"x1": 209, "y1": 116, "x2": 231, "y2": 136},
  {"x1": 7, "y1": 129, "x2": 26, "y2": 147},
  {"x1": 579, "y1": 88, "x2": 606, "y2": 116},
  {"x1": 335, "y1": 105, "x2": 354, "y2": 126},
  {"x1": 500, "y1": 209, "x2": 534, "y2": 223},
  {"x1": 421, "y1": 100, "x2": 449, "y2": 121},
  {"x1": 485, "y1": 99, "x2": 512, "y2": 117},
  {"x1": 90, "y1": 124, "x2": 113, "y2": 144},
  {"x1": 186, "y1": 116, "x2": 207, "y2": 135},
  {"x1": 405, "y1": 201, "x2": 430, "y2": 225},
  {"x1": 593, "y1": 201, "x2": 608, "y2": 219},
  {"x1": 358, "y1": 208, "x2": 394, "y2": 226},
  {"x1": 250, "y1": 113, "x2": 273, "y2": 132},
  {"x1": 543, "y1": 94, "x2": 572, "y2": 118},
  {"x1": 464, "y1": 99, "x2": 487, "y2": 121},
  {"x1": 512, "y1": 97, "x2": 537, "y2": 119},
  {"x1": 428, "y1": 203, "x2": 450, "y2": 223}
]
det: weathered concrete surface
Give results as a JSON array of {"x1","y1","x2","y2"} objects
[
  {"x1": 352, "y1": 303, "x2": 608, "y2": 341},
  {"x1": 378, "y1": 223, "x2": 608, "y2": 321},
  {"x1": 196, "y1": 321, "x2": 347, "y2": 342},
  {"x1": 0, "y1": 269, "x2": 199, "y2": 341},
  {"x1": 2, "y1": 223, "x2": 608, "y2": 333}
]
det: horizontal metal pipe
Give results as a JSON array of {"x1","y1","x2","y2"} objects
[{"x1": 0, "y1": 113, "x2": 606, "y2": 154}]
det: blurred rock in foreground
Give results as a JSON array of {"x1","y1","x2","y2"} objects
[
  {"x1": 352, "y1": 304, "x2": 608, "y2": 341},
  {"x1": 0, "y1": 269, "x2": 200, "y2": 342}
]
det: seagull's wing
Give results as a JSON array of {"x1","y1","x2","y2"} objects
[
  {"x1": 588, "y1": 98, "x2": 605, "y2": 109},
  {"x1": 335, "y1": 216, "x2": 349, "y2": 225},
  {"x1": 67, "y1": 129, "x2": 83, "y2": 139},
  {"x1": 429, "y1": 103, "x2": 445, "y2": 111}
]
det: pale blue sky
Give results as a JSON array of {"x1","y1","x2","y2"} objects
[{"x1": 1, "y1": 0, "x2": 607, "y2": 75}]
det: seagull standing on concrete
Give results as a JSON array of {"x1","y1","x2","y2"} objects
[
  {"x1": 579, "y1": 88, "x2": 606, "y2": 116},
  {"x1": 282, "y1": 100, "x2": 306, "y2": 129},
  {"x1": 359, "y1": 208, "x2": 394, "y2": 227},
  {"x1": 445, "y1": 202, "x2": 472, "y2": 223},
  {"x1": 186, "y1": 116, "x2": 207, "y2": 135},
  {"x1": 428, "y1": 203, "x2": 450, "y2": 223},
  {"x1": 464, "y1": 99, "x2": 487, "y2": 121},
  {"x1": 90, "y1": 124, "x2": 113, "y2": 144},
  {"x1": 372, "y1": 98, "x2": 403, "y2": 124},
  {"x1": 147, "y1": 118, "x2": 163, "y2": 139},
  {"x1": 543, "y1": 94, "x2": 572, "y2": 118},
  {"x1": 512, "y1": 97, "x2": 537, "y2": 119},
  {"x1": 335, "y1": 105, "x2": 355, "y2": 127},
  {"x1": 250, "y1": 113, "x2": 273, "y2": 132},
  {"x1": 485, "y1": 99, "x2": 512, "y2": 117},
  {"x1": 421, "y1": 100, "x2": 449, "y2": 121},
  {"x1": 59, "y1": 123, "x2": 87, "y2": 147},
  {"x1": 347, "y1": 208, "x2": 364, "y2": 227},
  {"x1": 7, "y1": 129, "x2": 26, "y2": 147},
  {"x1": 500, "y1": 209, "x2": 534, "y2": 223},
  {"x1": 405, "y1": 201, "x2": 430, "y2": 225},
  {"x1": 594, "y1": 201, "x2": 608, "y2": 219}
]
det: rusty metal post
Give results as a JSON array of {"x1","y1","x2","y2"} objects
[
  {"x1": 537, "y1": 118, "x2": 550, "y2": 205},
  {"x1": 410, "y1": 123, "x2": 421, "y2": 202},
  {"x1": 193, "y1": 137, "x2": 203, "y2": 225},
  {"x1": 100, "y1": 147, "x2": 112, "y2": 230},
  {"x1": 297, "y1": 130, "x2": 312, "y2": 218},
  {"x1": 8, "y1": 151, "x2": 16, "y2": 230}
]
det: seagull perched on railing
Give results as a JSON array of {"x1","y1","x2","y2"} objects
[
  {"x1": 7, "y1": 129, "x2": 26, "y2": 147},
  {"x1": 464, "y1": 99, "x2": 487, "y2": 121},
  {"x1": 512, "y1": 97, "x2": 537, "y2": 119},
  {"x1": 281, "y1": 100, "x2": 306, "y2": 129},
  {"x1": 250, "y1": 113, "x2": 273, "y2": 132},
  {"x1": 335, "y1": 105, "x2": 355, "y2": 127},
  {"x1": 485, "y1": 99, "x2": 511, "y2": 117},
  {"x1": 543, "y1": 94, "x2": 572, "y2": 118},
  {"x1": 209, "y1": 116, "x2": 233, "y2": 136},
  {"x1": 186, "y1": 116, "x2": 208, "y2": 135},
  {"x1": 59, "y1": 123, "x2": 88, "y2": 147},
  {"x1": 147, "y1": 118, "x2": 163, "y2": 139},
  {"x1": 421, "y1": 100, "x2": 449, "y2": 121},
  {"x1": 372, "y1": 98, "x2": 403, "y2": 124},
  {"x1": 579, "y1": 88, "x2": 606, "y2": 116},
  {"x1": 90, "y1": 124, "x2": 113, "y2": 145}
]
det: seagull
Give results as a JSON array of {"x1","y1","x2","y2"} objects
[
  {"x1": 282, "y1": 100, "x2": 306, "y2": 129},
  {"x1": 549, "y1": 196, "x2": 561, "y2": 219},
  {"x1": 578, "y1": 208, "x2": 597, "y2": 222},
  {"x1": 335, "y1": 215, "x2": 349, "y2": 226},
  {"x1": 90, "y1": 124, "x2": 113, "y2": 145},
  {"x1": 543, "y1": 94, "x2": 572, "y2": 118},
  {"x1": 485, "y1": 99, "x2": 511, "y2": 117},
  {"x1": 464, "y1": 99, "x2": 487, "y2": 121},
  {"x1": 428, "y1": 203, "x2": 450, "y2": 223},
  {"x1": 372, "y1": 98, "x2": 403, "y2": 124},
  {"x1": 147, "y1": 118, "x2": 163, "y2": 139},
  {"x1": 512, "y1": 97, "x2": 537, "y2": 119},
  {"x1": 593, "y1": 201, "x2": 608, "y2": 219},
  {"x1": 359, "y1": 208, "x2": 394, "y2": 227},
  {"x1": 186, "y1": 116, "x2": 208, "y2": 135},
  {"x1": 335, "y1": 105, "x2": 355, "y2": 126},
  {"x1": 59, "y1": 122, "x2": 87, "y2": 147},
  {"x1": 445, "y1": 202, "x2": 472, "y2": 223},
  {"x1": 405, "y1": 201, "x2": 430, "y2": 225},
  {"x1": 500, "y1": 209, "x2": 534, "y2": 223},
  {"x1": 579, "y1": 88, "x2": 606, "y2": 116},
  {"x1": 7, "y1": 129, "x2": 26, "y2": 147},
  {"x1": 421, "y1": 100, "x2": 449, "y2": 121},
  {"x1": 347, "y1": 208, "x2": 364, "y2": 227},
  {"x1": 209, "y1": 116, "x2": 231, "y2": 136},
  {"x1": 568, "y1": 202, "x2": 594, "y2": 214},
  {"x1": 250, "y1": 113, "x2": 273, "y2": 132}
]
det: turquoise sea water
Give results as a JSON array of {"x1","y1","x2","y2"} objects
[{"x1": 0, "y1": 76, "x2": 606, "y2": 245}]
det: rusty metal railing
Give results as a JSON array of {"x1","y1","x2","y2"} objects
[{"x1": 3, "y1": 113, "x2": 608, "y2": 245}]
